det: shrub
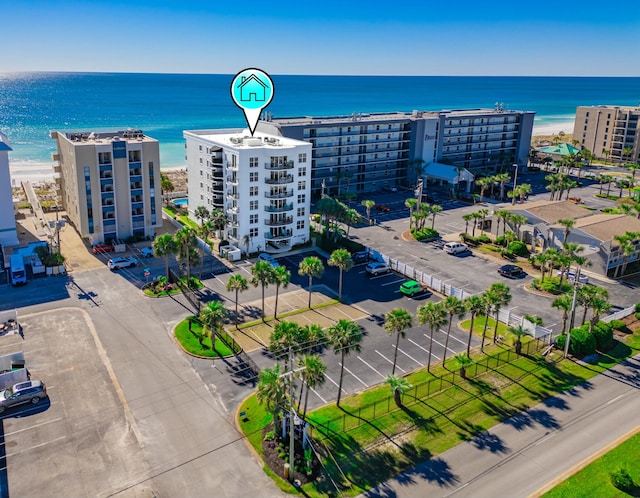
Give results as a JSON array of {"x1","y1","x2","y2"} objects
[
  {"x1": 635, "y1": 312, "x2": 640, "y2": 320},
  {"x1": 635, "y1": 303, "x2": 640, "y2": 313},
  {"x1": 495, "y1": 235, "x2": 508, "y2": 247},
  {"x1": 610, "y1": 468, "x2": 634, "y2": 492},
  {"x1": 591, "y1": 321, "x2": 613, "y2": 350},
  {"x1": 524, "y1": 314, "x2": 544, "y2": 326},
  {"x1": 532, "y1": 277, "x2": 571, "y2": 295},
  {"x1": 411, "y1": 227, "x2": 439, "y2": 241},
  {"x1": 570, "y1": 326, "x2": 597, "y2": 356},
  {"x1": 610, "y1": 319, "x2": 629, "y2": 332},
  {"x1": 508, "y1": 240, "x2": 528, "y2": 256},
  {"x1": 477, "y1": 234, "x2": 491, "y2": 244}
]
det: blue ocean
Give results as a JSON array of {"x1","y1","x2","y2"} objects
[{"x1": 1, "y1": 72, "x2": 639, "y2": 175}]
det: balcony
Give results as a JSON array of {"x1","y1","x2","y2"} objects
[
  {"x1": 100, "y1": 186, "x2": 114, "y2": 194},
  {"x1": 265, "y1": 230, "x2": 293, "y2": 241},
  {"x1": 265, "y1": 189, "x2": 293, "y2": 199},
  {"x1": 265, "y1": 216, "x2": 293, "y2": 226},
  {"x1": 265, "y1": 160, "x2": 294, "y2": 170},
  {"x1": 265, "y1": 203, "x2": 293, "y2": 213},
  {"x1": 226, "y1": 175, "x2": 238, "y2": 184},
  {"x1": 265, "y1": 175, "x2": 294, "y2": 185}
]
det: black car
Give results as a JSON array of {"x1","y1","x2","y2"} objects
[
  {"x1": 351, "y1": 251, "x2": 370, "y2": 264},
  {"x1": 498, "y1": 264, "x2": 525, "y2": 278}
]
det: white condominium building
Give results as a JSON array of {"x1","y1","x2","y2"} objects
[
  {"x1": 184, "y1": 130, "x2": 312, "y2": 254},
  {"x1": 51, "y1": 130, "x2": 162, "y2": 245},
  {"x1": 0, "y1": 132, "x2": 19, "y2": 247}
]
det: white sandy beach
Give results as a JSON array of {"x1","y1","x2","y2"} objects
[{"x1": 532, "y1": 120, "x2": 575, "y2": 136}]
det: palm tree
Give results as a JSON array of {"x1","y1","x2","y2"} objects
[
  {"x1": 464, "y1": 295, "x2": 485, "y2": 358},
  {"x1": 153, "y1": 233, "x2": 177, "y2": 282},
  {"x1": 430, "y1": 204, "x2": 443, "y2": 230},
  {"x1": 552, "y1": 293, "x2": 572, "y2": 334},
  {"x1": 489, "y1": 283, "x2": 511, "y2": 344},
  {"x1": 384, "y1": 308, "x2": 414, "y2": 375},
  {"x1": 454, "y1": 354, "x2": 473, "y2": 379},
  {"x1": 298, "y1": 256, "x2": 325, "y2": 308},
  {"x1": 578, "y1": 285, "x2": 608, "y2": 326},
  {"x1": 327, "y1": 249, "x2": 353, "y2": 302},
  {"x1": 480, "y1": 289, "x2": 499, "y2": 353},
  {"x1": 256, "y1": 364, "x2": 287, "y2": 434},
  {"x1": 494, "y1": 173, "x2": 510, "y2": 201},
  {"x1": 508, "y1": 325, "x2": 527, "y2": 355},
  {"x1": 477, "y1": 208, "x2": 489, "y2": 235},
  {"x1": 442, "y1": 296, "x2": 465, "y2": 366},
  {"x1": 417, "y1": 302, "x2": 447, "y2": 372},
  {"x1": 589, "y1": 298, "x2": 611, "y2": 334},
  {"x1": 226, "y1": 274, "x2": 248, "y2": 327},
  {"x1": 160, "y1": 174, "x2": 174, "y2": 205},
  {"x1": 470, "y1": 212, "x2": 483, "y2": 237},
  {"x1": 509, "y1": 214, "x2": 527, "y2": 241},
  {"x1": 361, "y1": 199, "x2": 375, "y2": 222},
  {"x1": 175, "y1": 227, "x2": 198, "y2": 286},
  {"x1": 199, "y1": 301, "x2": 228, "y2": 351},
  {"x1": 494, "y1": 209, "x2": 510, "y2": 237},
  {"x1": 385, "y1": 374, "x2": 412, "y2": 408},
  {"x1": 271, "y1": 265, "x2": 291, "y2": 319},
  {"x1": 462, "y1": 213, "x2": 474, "y2": 235},
  {"x1": 209, "y1": 208, "x2": 228, "y2": 240},
  {"x1": 251, "y1": 260, "x2": 275, "y2": 319},
  {"x1": 475, "y1": 177, "x2": 491, "y2": 203},
  {"x1": 194, "y1": 205, "x2": 211, "y2": 225},
  {"x1": 558, "y1": 218, "x2": 575, "y2": 245},
  {"x1": 297, "y1": 354, "x2": 326, "y2": 418},
  {"x1": 269, "y1": 320, "x2": 303, "y2": 364},
  {"x1": 405, "y1": 198, "x2": 418, "y2": 230},
  {"x1": 328, "y1": 319, "x2": 363, "y2": 406}
]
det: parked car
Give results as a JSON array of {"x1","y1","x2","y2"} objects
[
  {"x1": 351, "y1": 251, "x2": 370, "y2": 264},
  {"x1": 399, "y1": 280, "x2": 432, "y2": 297},
  {"x1": 498, "y1": 264, "x2": 525, "y2": 278},
  {"x1": 0, "y1": 380, "x2": 47, "y2": 413},
  {"x1": 107, "y1": 256, "x2": 137, "y2": 271},
  {"x1": 257, "y1": 253, "x2": 280, "y2": 267},
  {"x1": 92, "y1": 243, "x2": 114, "y2": 254},
  {"x1": 383, "y1": 185, "x2": 398, "y2": 193},
  {"x1": 374, "y1": 204, "x2": 391, "y2": 212},
  {"x1": 140, "y1": 246, "x2": 154, "y2": 257},
  {"x1": 443, "y1": 242, "x2": 469, "y2": 255},
  {"x1": 557, "y1": 269, "x2": 589, "y2": 284},
  {"x1": 365, "y1": 261, "x2": 390, "y2": 276}
]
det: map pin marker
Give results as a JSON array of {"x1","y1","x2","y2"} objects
[{"x1": 230, "y1": 68, "x2": 274, "y2": 136}]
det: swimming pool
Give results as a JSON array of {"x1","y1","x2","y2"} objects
[{"x1": 172, "y1": 198, "x2": 188, "y2": 207}]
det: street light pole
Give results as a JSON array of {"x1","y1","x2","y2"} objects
[{"x1": 511, "y1": 163, "x2": 518, "y2": 205}]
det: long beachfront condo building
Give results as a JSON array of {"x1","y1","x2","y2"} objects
[
  {"x1": 258, "y1": 107, "x2": 535, "y2": 198},
  {"x1": 0, "y1": 132, "x2": 19, "y2": 247},
  {"x1": 51, "y1": 130, "x2": 162, "y2": 245},
  {"x1": 183, "y1": 129, "x2": 312, "y2": 254},
  {"x1": 574, "y1": 105, "x2": 640, "y2": 163}
]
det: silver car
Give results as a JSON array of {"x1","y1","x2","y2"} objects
[
  {"x1": 0, "y1": 380, "x2": 47, "y2": 413},
  {"x1": 107, "y1": 256, "x2": 137, "y2": 270}
]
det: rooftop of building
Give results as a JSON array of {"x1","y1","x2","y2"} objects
[
  {"x1": 577, "y1": 104, "x2": 640, "y2": 111},
  {"x1": 263, "y1": 107, "x2": 534, "y2": 126},
  {"x1": 51, "y1": 129, "x2": 157, "y2": 144},
  {"x1": 183, "y1": 129, "x2": 310, "y2": 149},
  {"x1": 506, "y1": 200, "x2": 592, "y2": 224},
  {"x1": 564, "y1": 213, "x2": 640, "y2": 243}
]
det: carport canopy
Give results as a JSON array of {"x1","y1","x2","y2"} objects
[{"x1": 423, "y1": 163, "x2": 474, "y2": 184}]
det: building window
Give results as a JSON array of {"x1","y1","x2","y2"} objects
[
  {"x1": 297, "y1": 194, "x2": 306, "y2": 204},
  {"x1": 250, "y1": 200, "x2": 258, "y2": 210},
  {"x1": 249, "y1": 157, "x2": 258, "y2": 168},
  {"x1": 148, "y1": 161, "x2": 156, "y2": 224},
  {"x1": 250, "y1": 214, "x2": 259, "y2": 224},
  {"x1": 298, "y1": 153, "x2": 307, "y2": 163},
  {"x1": 249, "y1": 172, "x2": 259, "y2": 182},
  {"x1": 249, "y1": 228, "x2": 259, "y2": 238},
  {"x1": 297, "y1": 220, "x2": 305, "y2": 230},
  {"x1": 200, "y1": 170, "x2": 203, "y2": 175},
  {"x1": 297, "y1": 207, "x2": 305, "y2": 217},
  {"x1": 298, "y1": 167, "x2": 307, "y2": 177},
  {"x1": 199, "y1": 145, "x2": 202, "y2": 151},
  {"x1": 250, "y1": 186, "x2": 259, "y2": 196},
  {"x1": 298, "y1": 181, "x2": 306, "y2": 190}
]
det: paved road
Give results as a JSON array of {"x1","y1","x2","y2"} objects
[{"x1": 362, "y1": 355, "x2": 640, "y2": 498}]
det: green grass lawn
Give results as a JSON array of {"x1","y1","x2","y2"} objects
[
  {"x1": 174, "y1": 318, "x2": 239, "y2": 358},
  {"x1": 543, "y1": 432, "x2": 640, "y2": 498},
  {"x1": 237, "y1": 328, "x2": 640, "y2": 497}
]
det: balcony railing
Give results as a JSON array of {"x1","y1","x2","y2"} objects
[
  {"x1": 265, "y1": 160, "x2": 294, "y2": 170},
  {"x1": 265, "y1": 230, "x2": 293, "y2": 240},
  {"x1": 265, "y1": 175, "x2": 294, "y2": 185},
  {"x1": 265, "y1": 216, "x2": 293, "y2": 226},
  {"x1": 264, "y1": 203, "x2": 293, "y2": 213},
  {"x1": 226, "y1": 176, "x2": 238, "y2": 184},
  {"x1": 265, "y1": 189, "x2": 293, "y2": 199}
]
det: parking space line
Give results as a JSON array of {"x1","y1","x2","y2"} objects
[
  {"x1": 381, "y1": 278, "x2": 405, "y2": 287},
  {"x1": 339, "y1": 363, "x2": 368, "y2": 388},
  {"x1": 310, "y1": 387, "x2": 327, "y2": 404},
  {"x1": 357, "y1": 356, "x2": 386, "y2": 379},
  {"x1": 409, "y1": 338, "x2": 441, "y2": 360},
  {"x1": 437, "y1": 328, "x2": 467, "y2": 347},
  {"x1": 374, "y1": 350, "x2": 406, "y2": 373},
  {"x1": 323, "y1": 373, "x2": 347, "y2": 395},
  {"x1": 4, "y1": 435, "x2": 67, "y2": 459},
  {"x1": 2, "y1": 417, "x2": 63, "y2": 438},
  {"x1": 393, "y1": 345, "x2": 423, "y2": 366},
  {"x1": 423, "y1": 333, "x2": 456, "y2": 355}
]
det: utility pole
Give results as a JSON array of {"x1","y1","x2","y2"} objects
[
  {"x1": 279, "y1": 346, "x2": 306, "y2": 482},
  {"x1": 511, "y1": 164, "x2": 519, "y2": 205},
  {"x1": 415, "y1": 179, "x2": 424, "y2": 209},
  {"x1": 564, "y1": 266, "x2": 582, "y2": 358}
]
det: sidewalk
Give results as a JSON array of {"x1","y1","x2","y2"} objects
[{"x1": 361, "y1": 355, "x2": 640, "y2": 498}]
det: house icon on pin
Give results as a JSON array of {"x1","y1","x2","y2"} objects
[{"x1": 237, "y1": 74, "x2": 268, "y2": 102}]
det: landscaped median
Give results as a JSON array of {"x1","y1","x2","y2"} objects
[
  {"x1": 174, "y1": 316, "x2": 241, "y2": 358},
  {"x1": 237, "y1": 322, "x2": 640, "y2": 497}
]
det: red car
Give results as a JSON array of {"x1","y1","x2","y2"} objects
[
  {"x1": 375, "y1": 204, "x2": 391, "y2": 212},
  {"x1": 92, "y1": 243, "x2": 114, "y2": 254}
]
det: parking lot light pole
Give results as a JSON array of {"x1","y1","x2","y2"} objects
[{"x1": 511, "y1": 164, "x2": 518, "y2": 205}]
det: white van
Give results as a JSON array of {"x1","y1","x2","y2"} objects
[
  {"x1": 443, "y1": 242, "x2": 469, "y2": 255},
  {"x1": 10, "y1": 254, "x2": 27, "y2": 286}
]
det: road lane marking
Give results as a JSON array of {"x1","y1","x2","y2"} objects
[
  {"x1": 339, "y1": 363, "x2": 368, "y2": 388},
  {"x1": 357, "y1": 356, "x2": 386, "y2": 379},
  {"x1": 374, "y1": 350, "x2": 406, "y2": 373}
]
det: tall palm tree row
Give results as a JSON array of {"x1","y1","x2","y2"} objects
[
  {"x1": 383, "y1": 308, "x2": 414, "y2": 375},
  {"x1": 417, "y1": 302, "x2": 447, "y2": 372},
  {"x1": 298, "y1": 256, "x2": 325, "y2": 308},
  {"x1": 441, "y1": 296, "x2": 465, "y2": 366},
  {"x1": 327, "y1": 319, "x2": 363, "y2": 406}
]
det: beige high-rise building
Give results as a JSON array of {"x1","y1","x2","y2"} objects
[
  {"x1": 51, "y1": 129, "x2": 162, "y2": 245},
  {"x1": 573, "y1": 105, "x2": 640, "y2": 163}
]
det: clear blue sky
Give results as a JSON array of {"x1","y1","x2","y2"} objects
[{"x1": 4, "y1": 0, "x2": 640, "y2": 75}]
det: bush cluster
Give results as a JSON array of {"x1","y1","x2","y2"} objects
[
  {"x1": 609, "y1": 319, "x2": 629, "y2": 333},
  {"x1": 532, "y1": 276, "x2": 571, "y2": 295},
  {"x1": 460, "y1": 233, "x2": 491, "y2": 246},
  {"x1": 508, "y1": 241, "x2": 528, "y2": 256},
  {"x1": 411, "y1": 227, "x2": 439, "y2": 241},
  {"x1": 555, "y1": 321, "x2": 613, "y2": 356}
]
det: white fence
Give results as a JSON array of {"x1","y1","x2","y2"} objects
[
  {"x1": 370, "y1": 248, "x2": 553, "y2": 339},
  {"x1": 602, "y1": 305, "x2": 636, "y2": 323}
]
